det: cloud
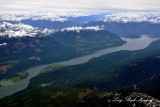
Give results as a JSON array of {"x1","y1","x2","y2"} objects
[{"x1": 0, "y1": 0, "x2": 160, "y2": 12}]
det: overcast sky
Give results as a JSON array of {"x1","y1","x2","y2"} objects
[{"x1": 0, "y1": 0, "x2": 160, "y2": 12}]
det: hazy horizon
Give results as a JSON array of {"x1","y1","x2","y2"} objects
[{"x1": 0, "y1": 0, "x2": 160, "y2": 13}]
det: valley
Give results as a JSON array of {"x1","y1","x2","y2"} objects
[
  {"x1": 0, "y1": 12, "x2": 160, "y2": 107},
  {"x1": 0, "y1": 36, "x2": 157, "y2": 105},
  {"x1": 0, "y1": 27, "x2": 125, "y2": 80}
]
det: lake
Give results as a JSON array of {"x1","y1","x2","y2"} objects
[{"x1": 0, "y1": 35, "x2": 158, "y2": 99}]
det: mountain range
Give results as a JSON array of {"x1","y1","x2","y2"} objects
[{"x1": 0, "y1": 12, "x2": 160, "y2": 107}]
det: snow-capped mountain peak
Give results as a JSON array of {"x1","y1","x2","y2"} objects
[
  {"x1": 0, "y1": 22, "x2": 55, "y2": 38},
  {"x1": 0, "y1": 13, "x2": 68, "y2": 22},
  {"x1": 61, "y1": 26, "x2": 103, "y2": 32},
  {"x1": 99, "y1": 12, "x2": 160, "y2": 23}
]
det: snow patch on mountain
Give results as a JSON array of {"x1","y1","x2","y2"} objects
[
  {"x1": 62, "y1": 26, "x2": 103, "y2": 32},
  {"x1": 99, "y1": 12, "x2": 160, "y2": 23},
  {"x1": 0, "y1": 22, "x2": 54, "y2": 38},
  {"x1": 0, "y1": 13, "x2": 68, "y2": 22},
  {"x1": 0, "y1": 10, "x2": 103, "y2": 22},
  {"x1": 0, "y1": 11, "x2": 92, "y2": 22},
  {"x1": 0, "y1": 43, "x2": 7, "y2": 46}
]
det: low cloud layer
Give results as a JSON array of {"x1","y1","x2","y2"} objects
[{"x1": 0, "y1": 0, "x2": 160, "y2": 12}]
